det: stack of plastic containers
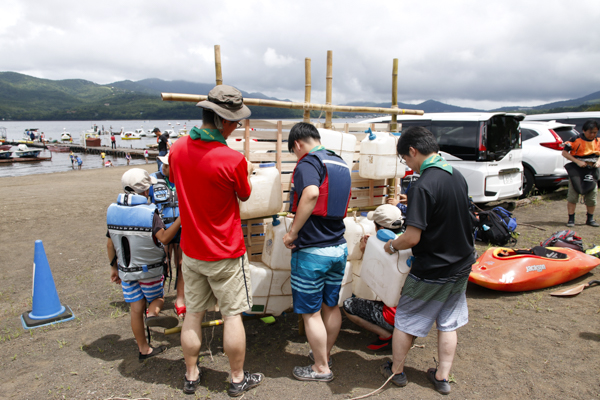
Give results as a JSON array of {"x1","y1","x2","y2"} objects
[
  {"x1": 359, "y1": 129, "x2": 406, "y2": 179},
  {"x1": 344, "y1": 213, "x2": 377, "y2": 261},
  {"x1": 246, "y1": 216, "x2": 293, "y2": 316},
  {"x1": 239, "y1": 163, "x2": 282, "y2": 220}
]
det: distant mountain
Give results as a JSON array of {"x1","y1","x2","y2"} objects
[
  {"x1": 342, "y1": 99, "x2": 481, "y2": 114},
  {"x1": 492, "y1": 91, "x2": 600, "y2": 113}
]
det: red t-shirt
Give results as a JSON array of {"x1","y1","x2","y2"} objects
[{"x1": 169, "y1": 136, "x2": 251, "y2": 261}]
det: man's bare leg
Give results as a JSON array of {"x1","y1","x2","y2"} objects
[
  {"x1": 223, "y1": 314, "x2": 246, "y2": 383},
  {"x1": 181, "y1": 310, "x2": 206, "y2": 381}
]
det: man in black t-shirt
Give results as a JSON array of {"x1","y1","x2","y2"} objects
[
  {"x1": 379, "y1": 126, "x2": 475, "y2": 395},
  {"x1": 154, "y1": 127, "x2": 170, "y2": 172}
]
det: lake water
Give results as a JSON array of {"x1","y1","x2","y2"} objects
[{"x1": 0, "y1": 118, "x2": 364, "y2": 178}]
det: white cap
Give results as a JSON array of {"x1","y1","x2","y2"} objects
[
  {"x1": 157, "y1": 154, "x2": 169, "y2": 165},
  {"x1": 121, "y1": 168, "x2": 157, "y2": 193},
  {"x1": 367, "y1": 204, "x2": 402, "y2": 229}
]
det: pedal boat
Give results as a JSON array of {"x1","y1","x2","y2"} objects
[{"x1": 470, "y1": 246, "x2": 600, "y2": 292}]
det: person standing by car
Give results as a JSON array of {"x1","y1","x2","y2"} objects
[
  {"x1": 381, "y1": 126, "x2": 475, "y2": 395},
  {"x1": 169, "y1": 85, "x2": 263, "y2": 396},
  {"x1": 562, "y1": 120, "x2": 600, "y2": 227},
  {"x1": 154, "y1": 128, "x2": 170, "y2": 172},
  {"x1": 283, "y1": 122, "x2": 352, "y2": 383}
]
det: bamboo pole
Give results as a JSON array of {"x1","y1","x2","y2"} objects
[
  {"x1": 161, "y1": 93, "x2": 424, "y2": 115},
  {"x1": 215, "y1": 45, "x2": 223, "y2": 85},
  {"x1": 304, "y1": 58, "x2": 312, "y2": 122},
  {"x1": 325, "y1": 51, "x2": 333, "y2": 129},
  {"x1": 391, "y1": 58, "x2": 399, "y2": 133}
]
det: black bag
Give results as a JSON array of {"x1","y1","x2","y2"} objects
[{"x1": 475, "y1": 210, "x2": 517, "y2": 246}]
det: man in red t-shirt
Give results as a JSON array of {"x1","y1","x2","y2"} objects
[{"x1": 169, "y1": 85, "x2": 263, "y2": 397}]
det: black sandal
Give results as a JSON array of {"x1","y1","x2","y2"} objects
[
  {"x1": 138, "y1": 345, "x2": 167, "y2": 361},
  {"x1": 183, "y1": 364, "x2": 202, "y2": 395}
]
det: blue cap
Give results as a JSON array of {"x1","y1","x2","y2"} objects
[
  {"x1": 376, "y1": 229, "x2": 396, "y2": 242},
  {"x1": 260, "y1": 163, "x2": 276, "y2": 168}
]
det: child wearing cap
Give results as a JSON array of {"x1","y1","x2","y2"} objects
[
  {"x1": 343, "y1": 204, "x2": 403, "y2": 351},
  {"x1": 106, "y1": 168, "x2": 181, "y2": 361}
]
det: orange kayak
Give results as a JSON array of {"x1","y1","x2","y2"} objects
[{"x1": 470, "y1": 246, "x2": 600, "y2": 292}]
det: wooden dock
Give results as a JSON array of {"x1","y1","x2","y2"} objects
[{"x1": 5, "y1": 141, "x2": 159, "y2": 159}]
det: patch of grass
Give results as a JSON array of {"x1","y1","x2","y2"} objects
[
  {"x1": 448, "y1": 373, "x2": 456, "y2": 383},
  {"x1": 57, "y1": 339, "x2": 67, "y2": 348}
]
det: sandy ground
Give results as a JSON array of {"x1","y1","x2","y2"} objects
[{"x1": 1, "y1": 165, "x2": 600, "y2": 399}]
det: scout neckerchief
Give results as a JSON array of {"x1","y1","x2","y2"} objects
[
  {"x1": 420, "y1": 154, "x2": 453, "y2": 174},
  {"x1": 189, "y1": 127, "x2": 227, "y2": 145},
  {"x1": 309, "y1": 145, "x2": 326, "y2": 153}
]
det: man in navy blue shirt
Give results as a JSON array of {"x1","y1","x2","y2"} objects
[{"x1": 283, "y1": 122, "x2": 351, "y2": 382}]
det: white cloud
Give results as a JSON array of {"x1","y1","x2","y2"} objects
[{"x1": 263, "y1": 48, "x2": 295, "y2": 68}]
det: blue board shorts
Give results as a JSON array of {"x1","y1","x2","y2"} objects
[
  {"x1": 291, "y1": 244, "x2": 347, "y2": 314},
  {"x1": 121, "y1": 276, "x2": 164, "y2": 303}
]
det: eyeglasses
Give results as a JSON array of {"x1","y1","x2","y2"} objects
[
  {"x1": 398, "y1": 155, "x2": 407, "y2": 165},
  {"x1": 237, "y1": 122, "x2": 243, "y2": 129}
]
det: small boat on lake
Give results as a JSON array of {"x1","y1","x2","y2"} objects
[
  {"x1": 121, "y1": 131, "x2": 141, "y2": 140},
  {"x1": 0, "y1": 150, "x2": 12, "y2": 159},
  {"x1": 47, "y1": 144, "x2": 71, "y2": 152},
  {"x1": 135, "y1": 128, "x2": 147, "y2": 137},
  {"x1": 165, "y1": 129, "x2": 177, "y2": 138},
  {"x1": 61, "y1": 132, "x2": 73, "y2": 142},
  {"x1": 14, "y1": 144, "x2": 42, "y2": 158}
]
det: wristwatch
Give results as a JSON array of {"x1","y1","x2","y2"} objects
[{"x1": 389, "y1": 242, "x2": 398, "y2": 253}]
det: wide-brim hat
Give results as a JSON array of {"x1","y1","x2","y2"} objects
[
  {"x1": 121, "y1": 168, "x2": 157, "y2": 193},
  {"x1": 157, "y1": 154, "x2": 169, "y2": 165},
  {"x1": 367, "y1": 204, "x2": 403, "y2": 229},
  {"x1": 196, "y1": 85, "x2": 251, "y2": 122}
]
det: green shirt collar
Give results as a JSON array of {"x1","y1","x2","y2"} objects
[
  {"x1": 189, "y1": 127, "x2": 227, "y2": 145},
  {"x1": 420, "y1": 154, "x2": 453, "y2": 174}
]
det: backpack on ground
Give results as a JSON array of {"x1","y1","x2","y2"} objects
[
  {"x1": 540, "y1": 230, "x2": 584, "y2": 252},
  {"x1": 472, "y1": 204, "x2": 518, "y2": 246}
]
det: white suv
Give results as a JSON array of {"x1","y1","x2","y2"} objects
[{"x1": 520, "y1": 121, "x2": 578, "y2": 195}]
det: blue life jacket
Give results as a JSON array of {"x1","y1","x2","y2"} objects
[
  {"x1": 149, "y1": 171, "x2": 179, "y2": 228},
  {"x1": 107, "y1": 193, "x2": 166, "y2": 282},
  {"x1": 291, "y1": 149, "x2": 352, "y2": 219}
]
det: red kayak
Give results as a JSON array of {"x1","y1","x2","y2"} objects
[{"x1": 470, "y1": 246, "x2": 600, "y2": 292}]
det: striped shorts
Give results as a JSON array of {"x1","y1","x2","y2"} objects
[
  {"x1": 291, "y1": 244, "x2": 348, "y2": 314},
  {"x1": 394, "y1": 271, "x2": 469, "y2": 337},
  {"x1": 121, "y1": 276, "x2": 164, "y2": 304}
]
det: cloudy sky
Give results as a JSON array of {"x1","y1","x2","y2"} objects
[{"x1": 1, "y1": 0, "x2": 600, "y2": 110}]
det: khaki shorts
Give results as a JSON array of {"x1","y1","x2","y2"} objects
[
  {"x1": 567, "y1": 181, "x2": 597, "y2": 206},
  {"x1": 182, "y1": 252, "x2": 252, "y2": 316}
]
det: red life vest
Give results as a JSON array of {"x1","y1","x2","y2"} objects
[{"x1": 291, "y1": 149, "x2": 352, "y2": 219}]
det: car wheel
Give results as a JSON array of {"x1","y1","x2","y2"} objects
[{"x1": 521, "y1": 168, "x2": 535, "y2": 198}]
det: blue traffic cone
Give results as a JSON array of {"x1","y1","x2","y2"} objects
[{"x1": 21, "y1": 240, "x2": 75, "y2": 329}]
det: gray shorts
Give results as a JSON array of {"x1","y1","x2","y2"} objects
[
  {"x1": 394, "y1": 272, "x2": 469, "y2": 337},
  {"x1": 567, "y1": 180, "x2": 597, "y2": 206}
]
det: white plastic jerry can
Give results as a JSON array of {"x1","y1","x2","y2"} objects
[
  {"x1": 359, "y1": 129, "x2": 406, "y2": 179},
  {"x1": 361, "y1": 229, "x2": 413, "y2": 307},
  {"x1": 239, "y1": 163, "x2": 283, "y2": 220},
  {"x1": 337, "y1": 261, "x2": 354, "y2": 307},
  {"x1": 262, "y1": 216, "x2": 293, "y2": 270},
  {"x1": 343, "y1": 214, "x2": 377, "y2": 261},
  {"x1": 350, "y1": 259, "x2": 381, "y2": 301},
  {"x1": 247, "y1": 261, "x2": 292, "y2": 316},
  {"x1": 317, "y1": 128, "x2": 357, "y2": 168}
]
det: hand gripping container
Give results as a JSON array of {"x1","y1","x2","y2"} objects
[
  {"x1": 239, "y1": 163, "x2": 282, "y2": 220},
  {"x1": 361, "y1": 229, "x2": 413, "y2": 307},
  {"x1": 247, "y1": 261, "x2": 292, "y2": 316},
  {"x1": 317, "y1": 128, "x2": 357, "y2": 168},
  {"x1": 343, "y1": 213, "x2": 377, "y2": 261},
  {"x1": 359, "y1": 129, "x2": 406, "y2": 179},
  {"x1": 262, "y1": 216, "x2": 292, "y2": 270}
]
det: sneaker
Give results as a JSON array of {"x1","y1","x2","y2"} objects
[
  {"x1": 227, "y1": 371, "x2": 264, "y2": 397},
  {"x1": 308, "y1": 350, "x2": 332, "y2": 368},
  {"x1": 427, "y1": 368, "x2": 451, "y2": 395},
  {"x1": 567, "y1": 220, "x2": 575, "y2": 227},
  {"x1": 379, "y1": 361, "x2": 407, "y2": 387},
  {"x1": 182, "y1": 366, "x2": 202, "y2": 395},
  {"x1": 367, "y1": 335, "x2": 392, "y2": 351},
  {"x1": 587, "y1": 219, "x2": 600, "y2": 227},
  {"x1": 292, "y1": 365, "x2": 334, "y2": 382}
]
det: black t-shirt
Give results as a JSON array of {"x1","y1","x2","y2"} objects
[
  {"x1": 292, "y1": 155, "x2": 346, "y2": 251},
  {"x1": 158, "y1": 133, "x2": 170, "y2": 152},
  {"x1": 404, "y1": 167, "x2": 475, "y2": 279}
]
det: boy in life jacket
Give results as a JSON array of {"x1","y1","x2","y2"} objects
[
  {"x1": 562, "y1": 120, "x2": 600, "y2": 227},
  {"x1": 342, "y1": 204, "x2": 403, "y2": 351},
  {"x1": 149, "y1": 154, "x2": 185, "y2": 318},
  {"x1": 283, "y1": 122, "x2": 352, "y2": 382},
  {"x1": 106, "y1": 168, "x2": 180, "y2": 361}
]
